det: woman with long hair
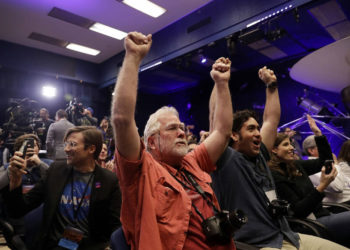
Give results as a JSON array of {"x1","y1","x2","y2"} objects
[{"x1": 269, "y1": 115, "x2": 350, "y2": 247}]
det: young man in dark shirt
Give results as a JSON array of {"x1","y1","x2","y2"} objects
[{"x1": 210, "y1": 67, "x2": 347, "y2": 249}]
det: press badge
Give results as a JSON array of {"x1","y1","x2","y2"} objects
[
  {"x1": 265, "y1": 190, "x2": 277, "y2": 202},
  {"x1": 58, "y1": 226, "x2": 84, "y2": 250},
  {"x1": 22, "y1": 185, "x2": 34, "y2": 194}
]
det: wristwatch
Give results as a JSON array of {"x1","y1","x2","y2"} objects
[{"x1": 266, "y1": 81, "x2": 278, "y2": 89}]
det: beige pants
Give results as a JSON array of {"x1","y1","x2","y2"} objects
[{"x1": 261, "y1": 233, "x2": 349, "y2": 250}]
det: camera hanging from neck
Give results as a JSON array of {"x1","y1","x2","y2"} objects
[{"x1": 170, "y1": 168, "x2": 220, "y2": 220}]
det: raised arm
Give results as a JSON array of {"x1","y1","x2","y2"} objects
[
  {"x1": 204, "y1": 57, "x2": 232, "y2": 165},
  {"x1": 259, "y1": 66, "x2": 281, "y2": 152},
  {"x1": 111, "y1": 32, "x2": 152, "y2": 160}
]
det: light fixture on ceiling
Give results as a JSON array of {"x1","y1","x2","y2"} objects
[
  {"x1": 89, "y1": 22, "x2": 127, "y2": 40},
  {"x1": 140, "y1": 60, "x2": 162, "y2": 72},
  {"x1": 246, "y1": 4, "x2": 293, "y2": 28},
  {"x1": 49, "y1": 7, "x2": 128, "y2": 40},
  {"x1": 42, "y1": 86, "x2": 57, "y2": 98},
  {"x1": 121, "y1": 0, "x2": 166, "y2": 18},
  {"x1": 66, "y1": 43, "x2": 100, "y2": 56},
  {"x1": 28, "y1": 32, "x2": 100, "y2": 56}
]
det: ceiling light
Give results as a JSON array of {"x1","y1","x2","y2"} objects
[
  {"x1": 89, "y1": 22, "x2": 127, "y2": 40},
  {"x1": 122, "y1": 0, "x2": 166, "y2": 18},
  {"x1": 201, "y1": 57, "x2": 207, "y2": 64},
  {"x1": 246, "y1": 4, "x2": 293, "y2": 28},
  {"x1": 42, "y1": 86, "x2": 56, "y2": 98},
  {"x1": 66, "y1": 43, "x2": 100, "y2": 56},
  {"x1": 140, "y1": 60, "x2": 162, "y2": 71}
]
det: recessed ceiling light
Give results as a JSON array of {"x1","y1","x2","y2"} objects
[
  {"x1": 49, "y1": 7, "x2": 127, "y2": 40},
  {"x1": 66, "y1": 43, "x2": 100, "y2": 56},
  {"x1": 89, "y1": 22, "x2": 127, "y2": 40},
  {"x1": 122, "y1": 0, "x2": 166, "y2": 18}
]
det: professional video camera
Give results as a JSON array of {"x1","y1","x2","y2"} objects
[
  {"x1": 2, "y1": 98, "x2": 39, "y2": 148},
  {"x1": 65, "y1": 98, "x2": 84, "y2": 115}
]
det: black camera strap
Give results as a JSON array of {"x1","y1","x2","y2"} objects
[{"x1": 169, "y1": 168, "x2": 220, "y2": 220}]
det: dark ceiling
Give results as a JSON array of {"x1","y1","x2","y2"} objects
[{"x1": 138, "y1": 0, "x2": 350, "y2": 94}]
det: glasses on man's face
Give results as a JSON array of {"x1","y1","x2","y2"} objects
[{"x1": 64, "y1": 141, "x2": 78, "y2": 149}]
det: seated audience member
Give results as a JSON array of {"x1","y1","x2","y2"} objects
[
  {"x1": 112, "y1": 32, "x2": 235, "y2": 249},
  {"x1": 98, "y1": 116, "x2": 114, "y2": 158},
  {"x1": 187, "y1": 134, "x2": 198, "y2": 152},
  {"x1": 97, "y1": 143, "x2": 108, "y2": 168},
  {"x1": 1, "y1": 134, "x2": 49, "y2": 237},
  {"x1": 199, "y1": 130, "x2": 210, "y2": 144},
  {"x1": 282, "y1": 127, "x2": 302, "y2": 159},
  {"x1": 269, "y1": 115, "x2": 350, "y2": 247},
  {"x1": 9, "y1": 134, "x2": 49, "y2": 190},
  {"x1": 302, "y1": 134, "x2": 338, "y2": 162},
  {"x1": 46, "y1": 109, "x2": 74, "y2": 160},
  {"x1": 5, "y1": 126, "x2": 121, "y2": 249},
  {"x1": 316, "y1": 140, "x2": 350, "y2": 205},
  {"x1": 211, "y1": 67, "x2": 347, "y2": 249},
  {"x1": 301, "y1": 120, "x2": 344, "y2": 203},
  {"x1": 99, "y1": 117, "x2": 113, "y2": 142},
  {"x1": 34, "y1": 108, "x2": 54, "y2": 150}
]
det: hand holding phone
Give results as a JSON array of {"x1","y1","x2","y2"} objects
[
  {"x1": 19, "y1": 138, "x2": 34, "y2": 159},
  {"x1": 324, "y1": 160, "x2": 334, "y2": 175}
]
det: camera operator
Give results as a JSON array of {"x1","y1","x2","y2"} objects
[
  {"x1": 71, "y1": 105, "x2": 98, "y2": 127},
  {"x1": 34, "y1": 108, "x2": 54, "y2": 150},
  {"x1": 112, "y1": 32, "x2": 236, "y2": 249}
]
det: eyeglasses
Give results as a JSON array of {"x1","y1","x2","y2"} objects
[{"x1": 64, "y1": 141, "x2": 78, "y2": 148}]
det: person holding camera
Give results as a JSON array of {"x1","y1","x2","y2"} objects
[
  {"x1": 112, "y1": 32, "x2": 235, "y2": 249},
  {"x1": 210, "y1": 67, "x2": 347, "y2": 249},
  {"x1": 8, "y1": 134, "x2": 49, "y2": 192},
  {"x1": 0, "y1": 134, "x2": 49, "y2": 238},
  {"x1": 269, "y1": 115, "x2": 350, "y2": 247},
  {"x1": 72, "y1": 106, "x2": 98, "y2": 127}
]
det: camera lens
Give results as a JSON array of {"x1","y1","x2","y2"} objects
[{"x1": 228, "y1": 209, "x2": 248, "y2": 230}]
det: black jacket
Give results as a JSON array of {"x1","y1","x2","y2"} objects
[
  {"x1": 4, "y1": 161, "x2": 121, "y2": 249},
  {"x1": 271, "y1": 135, "x2": 333, "y2": 218}
]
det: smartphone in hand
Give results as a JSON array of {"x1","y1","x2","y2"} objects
[
  {"x1": 18, "y1": 138, "x2": 35, "y2": 159},
  {"x1": 324, "y1": 160, "x2": 334, "y2": 175}
]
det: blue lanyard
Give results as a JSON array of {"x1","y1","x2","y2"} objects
[{"x1": 70, "y1": 168, "x2": 94, "y2": 224}]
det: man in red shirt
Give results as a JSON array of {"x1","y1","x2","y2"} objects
[{"x1": 112, "y1": 31, "x2": 235, "y2": 250}]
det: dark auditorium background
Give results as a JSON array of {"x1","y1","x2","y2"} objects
[{"x1": 0, "y1": 0, "x2": 349, "y2": 154}]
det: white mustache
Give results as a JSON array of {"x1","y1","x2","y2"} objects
[{"x1": 175, "y1": 139, "x2": 187, "y2": 145}]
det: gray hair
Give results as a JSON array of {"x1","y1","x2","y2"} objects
[
  {"x1": 144, "y1": 106, "x2": 179, "y2": 151},
  {"x1": 302, "y1": 135, "x2": 316, "y2": 155}
]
